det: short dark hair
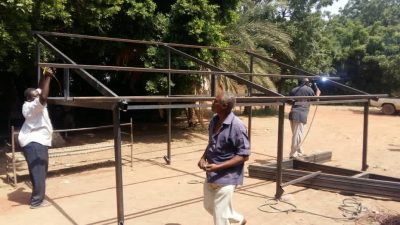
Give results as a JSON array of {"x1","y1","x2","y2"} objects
[
  {"x1": 299, "y1": 78, "x2": 310, "y2": 86},
  {"x1": 24, "y1": 88, "x2": 36, "y2": 100}
]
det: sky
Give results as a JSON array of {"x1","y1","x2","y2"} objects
[{"x1": 322, "y1": 0, "x2": 349, "y2": 15}]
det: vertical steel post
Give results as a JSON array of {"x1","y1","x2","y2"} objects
[
  {"x1": 248, "y1": 55, "x2": 254, "y2": 142},
  {"x1": 11, "y1": 126, "x2": 17, "y2": 185},
  {"x1": 362, "y1": 101, "x2": 369, "y2": 171},
  {"x1": 211, "y1": 64, "x2": 216, "y2": 96},
  {"x1": 63, "y1": 65, "x2": 70, "y2": 99},
  {"x1": 166, "y1": 48, "x2": 172, "y2": 164},
  {"x1": 113, "y1": 106, "x2": 125, "y2": 225},
  {"x1": 130, "y1": 117, "x2": 134, "y2": 168},
  {"x1": 36, "y1": 40, "x2": 41, "y2": 85},
  {"x1": 275, "y1": 103, "x2": 285, "y2": 199}
]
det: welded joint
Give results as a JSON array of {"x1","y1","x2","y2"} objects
[{"x1": 119, "y1": 100, "x2": 128, "y2": 112}]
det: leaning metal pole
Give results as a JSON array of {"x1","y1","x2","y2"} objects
[
  {"x1": 113, "y1": 105, "x2": 125, "y2": 225},
  {"x1": 166, "y1": 48, "x2": 172, "y2": 164},
  {"x1": 275, "y1": 103, "x2": 285, "y2": 199},
  {"x1": 362, "y1": 101, "x2": 369, "y2": 171},
  {"x1": 248, "y1": 55, "x2": 254, "y2": 142},
  {"x1": 36, "y1": 41, "x2": 41, "y2": 85}
]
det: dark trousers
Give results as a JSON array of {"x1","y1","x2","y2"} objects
[{"x1": 22, "y1": 142, "x2": 49, "y2": 206}]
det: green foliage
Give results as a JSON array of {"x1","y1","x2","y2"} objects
[
  {"x1": 326, "y1": 1, "x2": 400, "y2": 95},
  {"x1": 2, "y1": 0, "x2": 400, "y2": 100}
]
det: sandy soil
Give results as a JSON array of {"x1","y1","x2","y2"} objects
[{"x1": 0, "y1": 105, "x2": 399, "y2": 225}]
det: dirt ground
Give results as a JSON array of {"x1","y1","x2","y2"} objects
[{"x1": 0, "y1": 105, "x2": 399, "y2": 225}]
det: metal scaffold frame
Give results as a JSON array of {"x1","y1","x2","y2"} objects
[{"x1": 33, "y1": 31, "x2": 390, "y2": 225}]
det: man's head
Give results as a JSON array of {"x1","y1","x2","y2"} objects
[
  {"x1": 212, "y1": 92, "x2": 236, "y2": 115},
  {"x1": 299, "y1": 78, "x2": 310, "y2": 86},
  {"x1": 24, "y1": 88, "x2": 39, "y2": 102}
]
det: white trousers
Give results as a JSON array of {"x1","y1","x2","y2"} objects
[
  {"x1": 203, "y1": 182, "x2": 244, "y2": 225},
  {"x1": 290, "y1": 120, "x2": 305, "y2": 157}
]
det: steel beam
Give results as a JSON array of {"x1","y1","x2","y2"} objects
[
  {"x1": 40, "y1": 62, "x2": 341, "y2": 80},
  {"x1": 113, "y1": 105, "x2": 125, "y2": 225},
  {"x1": 40, "y1": 62, "x2": 342, "y2": 80},
  {"x1": 362, "y1": 101, "x2": 369, "y2": 171},
  {"x1": 249, "y1": 161, "x2": 400, "y2": 201},
  {"x1": 47, "y1": 99, "x2": 112, "y2": 110},
  {"x1": 35, "y1": 34, "x2": 117, "y2": 97},
  {"x1": 33, "y1": 31, "x2": 245, "y2": 52},
  {"x1": 246, "y1": 51, "x2": 369, "y2": 95},
  {"x1": 63, "y1": 65, "x2": 70, "y2": 99},
  {"x1": 36, "y1": 41, "x2": 41, "y2": 85},
  {"x1": 282, "y1": 171, "x2": 321, "y2": 187},
  {"x1": 47, "y1": 94, "x2": 387, "y2": 104},
  {"x1": 275, "y1": 103, "x2": 285, "y2": 199},
  {"x1": 166, "y1": 48, "x2": 172, "y2": 165},
  {"x1": 248, "y1": 54, "x2": 254, "y2": 142},
  {"x1": 164, "y1": 45, "x2": 283, "y2": 97}
]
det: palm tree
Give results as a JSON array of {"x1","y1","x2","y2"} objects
[{"x1": 221, "y1": 0, "x2": 295, "y2": 93}]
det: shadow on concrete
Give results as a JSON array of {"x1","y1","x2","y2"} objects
[{"x1": 7, "y1": 187, "x2": 30, "y2": 205}]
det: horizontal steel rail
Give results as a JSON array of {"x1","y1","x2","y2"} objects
[
  {"x1": 39, "y1": 62, "x2": 339, "y2": 80},
  {"x1": 293, "y1": 99, "x2": 369, "y2": 105},
  {"x1": 35, "y1": 34, "x2": 118, "y2": 97},
  {"x1": 47, "y1": 95, "x2": 386, "y2": 110},
  {"x1": 165, "y1": 45, "x2": 283, "y2": 97},
  {"x1": 33, "y1": 31, "x2": 246, "y2": 52},
  {"x1": 249, "y1": 163, "x2": 400, "y2": 201},
  {"x1": 282, "y1": 171, "x2": 321, "y2": 187},
  {"x1": 48, "y1": 94, "x2": 387, "y2": 102},
  {"x1": 246, "y1": 51, "x2": 369, "y2": 95}
]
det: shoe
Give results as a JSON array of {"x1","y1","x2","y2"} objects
[
  {"x1": 290, "y1": 155, "x2": 304, "y2": 161},
  {"x1": 30, "y1": 200, "x2": 51, "y2": 209},
  {"x1": 240, "y1": 218, "x2": 247, "y2": 225}
]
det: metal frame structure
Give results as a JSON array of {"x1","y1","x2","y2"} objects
[
  {"x1": 6, "y1": 122, "x2": 134, "y2": 185},
  {"x1": 248, "y1": 152, "x2": 400, "y2": 201},
  {"x1": 32, "y1": 31, "x2": 388, "y2": 224}
]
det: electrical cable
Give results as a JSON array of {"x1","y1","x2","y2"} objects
[
  {"x1": 298, "y1": 104, "x2": 318, "y2": 147},
  {"x1": 258, "y1": 197, "x2": 366, "y2": 222}
]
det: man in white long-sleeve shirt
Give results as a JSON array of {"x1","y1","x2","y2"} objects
[{"x1": 18, "y1": 67, "x2": 53, "y2": 209}]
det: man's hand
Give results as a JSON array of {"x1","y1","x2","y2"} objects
[
  {"x1": 198, "y1": 158, "x2": 207, "y2": 170},
  {"x1": 42, "y1": 67, "x2": 54, "y2": 77},
  {"x1": 204, "y1": 163, "x2": 219, "y2": 172}
]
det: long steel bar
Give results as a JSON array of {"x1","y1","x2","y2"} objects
[
  {"x1": 275, "y1": 103, "x2": 285, "y2": 199},
  {"x1": 11, "y1": 126, "x2": 17, "y2": 185},
  {"x1": 167, "y1": 48, "x2": 172, "y2": 165},
  {"x1": 130, "y1": 118, "x2": 134, "y2": 168},
  {"x1": 47, "y1": 100, "x2": 281, "y2": 110},
  {"x1": 47, "y1": 99, "x2": 112, "y2": 110},
  {"x1": 294, "y1": 99, "x2": 369, "y2": 105},
  {"x1": 282, "y1": 171, "x2": 321, "y2": 187},
  {"x1": 35, "y1": 34, "x2": 117, "y2": 97},
  {"x1": 246, "y1": 51, "x2": 369, "y2": 95},
  {"x1": 164, "y1": 45, "x2": 283, "y2": 96},
  {"x1": 33, "y1": 31, "x2": 246, "y2": 52},
  {"x1": 249, "y1": 163, "x2": 400, "y2": 201},
  {"x1": 362, "y1": 101, "x2": 369, "y2": 171},
  {"x1": 36, "y1": 41, "x2": 41, "y2": 85},
  {"x1": 48, "y1": 94, "x2": 387, "y2": 103},
  {"x1": 54, "y1": 122, "x2": 131, "y2": 133},
  {"x1": 40, "y1": 62, "x2": 337, "y2": 80},
  {"x1": 63, "y1": 65, "x2": 70, "y2": 99},
  {"x1": 126, "y1": 102, "x2": 283, "y2": 110},
  {"x1": 112, "y1": 105, "x2": 125, "y2": 225},
  {"x1": 248, "y1": 55, "x2": 254, "y2": 142}
]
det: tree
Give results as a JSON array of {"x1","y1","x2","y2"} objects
[{"x1": 327, "y1": 0, "x2": 400, "y2": 95}]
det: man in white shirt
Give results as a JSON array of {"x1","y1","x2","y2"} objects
[{"x1": 18, "y1": 67, "x2": 54, "y2": 209}]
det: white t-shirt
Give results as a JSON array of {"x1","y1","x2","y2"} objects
[{"x1": 18, "y1": 89, "x2": 53, "y2": 147}]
